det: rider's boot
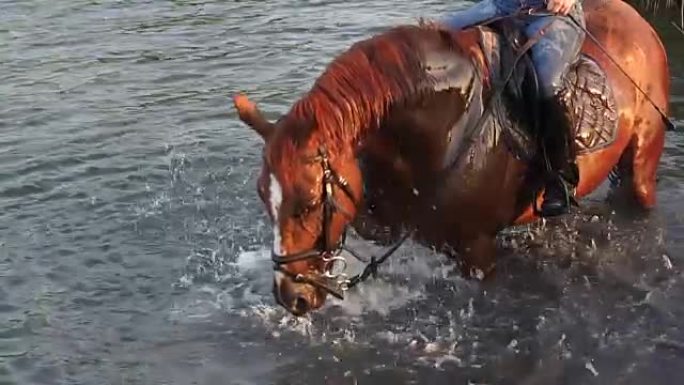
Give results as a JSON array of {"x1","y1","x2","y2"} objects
[{"x1": 539, "y1": 95, "x2": 579, "y2": 217}]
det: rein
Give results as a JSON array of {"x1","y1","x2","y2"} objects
[{"x1": 271, "y1": 146, "x2": 410, "y2": 299}]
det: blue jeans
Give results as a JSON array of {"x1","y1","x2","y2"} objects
[{"x1": 443, "y1": 0, "x2": 586, "y2": 97}]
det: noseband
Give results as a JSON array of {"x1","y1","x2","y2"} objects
[{"x1": 271, "y1": 147, "x2": 410, "y2": 300}]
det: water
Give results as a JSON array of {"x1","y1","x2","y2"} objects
[{"x1": 1, "y1": 1, "x2": 682, "y2": 384}]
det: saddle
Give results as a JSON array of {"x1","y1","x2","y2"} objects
[{"x1": 474, "y1": 20, "x2": 619, "y2": 161}]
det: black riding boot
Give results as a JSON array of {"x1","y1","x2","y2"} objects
[{"x1": 539, "y1": 95, "x2": 579, "y2": 217}]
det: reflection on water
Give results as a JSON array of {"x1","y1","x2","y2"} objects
[{"x1": 1, "y1": 1, "x2": 683, "y2": 384}]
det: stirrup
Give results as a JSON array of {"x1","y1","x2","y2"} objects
[{"x1": 534, "y1": 176, "x2": 577, "y2": 218}]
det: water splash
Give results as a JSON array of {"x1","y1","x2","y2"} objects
[{"x1": 168, "y1": 205, "x2": 681, "y2": 376}]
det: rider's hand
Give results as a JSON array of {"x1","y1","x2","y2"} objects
[{"x1": 547, "y1": 0, "x2": 576, "y2": 15}]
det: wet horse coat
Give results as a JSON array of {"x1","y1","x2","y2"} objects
[{"x1": 233, "y1": 0, "x2": 669, "y2": 315}]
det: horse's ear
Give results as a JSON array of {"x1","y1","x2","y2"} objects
[{"x1": 233, "y1": 93, "x2": 274, "y2": 140}]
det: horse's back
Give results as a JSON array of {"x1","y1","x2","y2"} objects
[{"x1": 582, "y1": 0, "x2": 669, "y2": 115}]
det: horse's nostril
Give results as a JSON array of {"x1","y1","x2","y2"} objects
[{"x1": 292, "y1": 295, "x2": 310, "y2": 315}]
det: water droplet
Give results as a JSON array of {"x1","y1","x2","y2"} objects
[
  {"x1": 585, "y1": 361, "x2": 599, "y2": 376},
  {"x1": 424, "y1": 342, "x2": 440, "y2": 354},
  {"x1": 507, "y1": 339, "x2": 518, "y2": 350}
]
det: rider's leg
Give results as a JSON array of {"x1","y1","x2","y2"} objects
[
  {"x1": 524, "y1": 6, "x2": 586, "y2": 217},
  {"x1": 442, "y1": 0, "x2": 504, "y2": 30}
]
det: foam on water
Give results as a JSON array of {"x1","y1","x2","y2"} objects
[
  {"x1": 169, "y1": 233, "x2": 477, "y2": 352},
  {"x1": 231, "y1": 243, "x2": 447, "y2": 336},
  {"x1": 327, "y1": 279, "x2": 425, "y2": 318},
  {"x1": 234, "y1": 248, "x2": 270, "y2": 272}
]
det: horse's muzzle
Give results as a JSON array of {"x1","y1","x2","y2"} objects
[{"x1": 273, "y1": 271, "x2": 328, "y2": 316}]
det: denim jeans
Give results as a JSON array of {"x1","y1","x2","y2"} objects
[{"x1": 442, "y1": 0, "x2": 586, "y2": 97}]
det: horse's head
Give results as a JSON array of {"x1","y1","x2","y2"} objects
[{"x1": 234, "y1": 94, "x2": 362, "y2": 316}]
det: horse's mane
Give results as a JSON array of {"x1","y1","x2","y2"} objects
[{"x1": 277, "y1": 23, "x2": 483, "y2": 155}]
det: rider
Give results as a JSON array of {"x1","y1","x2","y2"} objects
[{"x1": 443, "y1": 0, "x2": 585, "y2": 217}]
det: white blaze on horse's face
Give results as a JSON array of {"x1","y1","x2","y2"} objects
[
  {"x1": 269, "y1": 173, "x2": 288, "y2": 290},
  {"x1": 268, "y1": 173, "x2": 284, "y2": 257}
]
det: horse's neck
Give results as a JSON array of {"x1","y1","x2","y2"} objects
[{"x1": 307, "y1": 27, "x2": 496, "y2": 168}]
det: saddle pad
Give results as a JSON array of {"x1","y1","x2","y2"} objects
[
  {"x1": 559, "y1": 56, "x2": 620, "y2": 155},
  {"x1": 477, "y1": 27, "x2": 619, "y2": 157}
]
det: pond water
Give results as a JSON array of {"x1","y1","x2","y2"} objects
[{"x1": 1, "y1": 1, "x2": 683, "y2": 384}]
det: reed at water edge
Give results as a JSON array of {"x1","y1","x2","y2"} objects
[
  {"x1": 635, "y1": 0, "x2": 682, "y2": 9},
  {"x1": 630, "y1": 0, "x2": 684, "y2": 32}
]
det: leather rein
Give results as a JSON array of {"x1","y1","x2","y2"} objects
[{"x1": 270, "y1": 146, "x2": 410, "y2": 300}]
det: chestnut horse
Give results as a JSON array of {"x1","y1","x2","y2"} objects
[{"x1": 233, "y1": 0, "x2": 669, "y2": 316}]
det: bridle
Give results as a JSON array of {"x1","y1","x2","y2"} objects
[{"x1": 271, "y1": 146, "x2": 410, "y2": 299}]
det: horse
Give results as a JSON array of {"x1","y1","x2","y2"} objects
[{"x1": 232, "y1": 0, "x2": 670, "y2": 316}]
